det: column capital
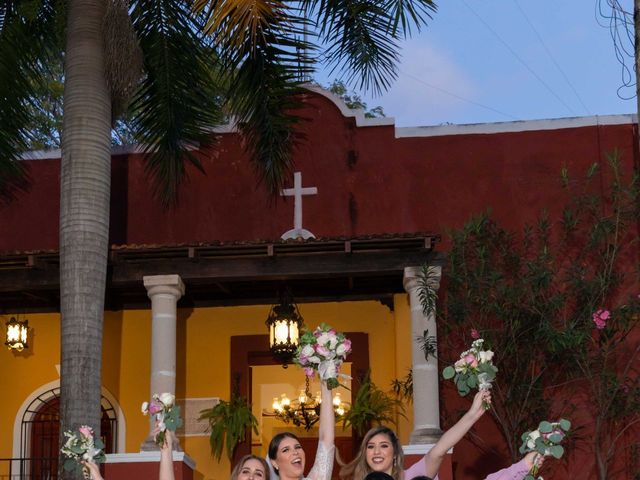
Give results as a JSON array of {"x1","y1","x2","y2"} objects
[
  {"x1": 143, "y1": 274, "x2": 185, "y2": 299},
  {"x1": 403, "y1": 265, "x2": 442, "y2": 293}
]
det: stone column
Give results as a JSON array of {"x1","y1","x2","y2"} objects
[
  {"x1": 141, "y1": 274, "x2": 185, "y2": 451},
  {"x1": 403, "y1": 266, "x2": 443, "y2": 443}
]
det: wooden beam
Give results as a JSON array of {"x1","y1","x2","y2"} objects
[{"x1": 110, "y1": 250, "x2": 445, "y2": 284}]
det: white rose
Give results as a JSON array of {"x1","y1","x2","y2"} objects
[
  {"x1": 301, "y1": 345, "x2": 315, "y2": 357},
  {"x1": 141, "y1": 401, "x2": 149, "y2": 414},
  {"x1": 308, "y1": 355, "x2": 321, "y2": 364},
  {"x1": 336, "y1": 343, "x2": 347, "y2": 356},
  {"x1": 317, "y1": 333, "x2": 331, "y2": 346},
  {"x1": 159, "y1": 392, "x2": 175, "y2": 407},
  {"x1": 527, "y1": 430, "x2": 540, "y2": 450},
  {"x1": 479, "y1": 350, "x2": 494, "y2": 363},
  {"x1": 328, "y1": 335, "x2": 338, "y2": 349},
  {"x1": 454, "y1": 359, "x2": 466, "y2": 373}
]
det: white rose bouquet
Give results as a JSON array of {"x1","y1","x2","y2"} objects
[
  {"x1": 141, "y1": 392, "x2": 182, "y2": 446},
  {"x1": 442, "y1": 338, "x2": 497, "y2": 409},
  {"x1": 519, "y1": 419, "x2": 571, "y2": 480},
  {"x1": 294, "y1": 323, "x2": 352, "y2": 389},
  {"x1": 60, "y1": 425, "x2": 106, "y2": 479}
]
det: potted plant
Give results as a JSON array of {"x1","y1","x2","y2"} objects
[
  {"x1": 199, "y1": 393, "x2": 259, "y2": 461},
  {"x1": 341, "y1": 371, "x2": 405, "y2": 437}
]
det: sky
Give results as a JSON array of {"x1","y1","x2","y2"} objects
[{"x1": 316, "y1": 1, "x2": 636, "y2": 127}]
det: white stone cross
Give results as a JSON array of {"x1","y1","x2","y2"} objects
[{"x1": 280, "y1": 171, "x2": 318, "y2": 240}]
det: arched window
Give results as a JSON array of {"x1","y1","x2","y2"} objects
[{"x1": 18, "y1": 388, "x2": 117, "y2": 479}]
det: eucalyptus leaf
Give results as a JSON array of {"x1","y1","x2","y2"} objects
[
  {"x1": 538, "y1": 421, "x2": 553, "y2": 433},
  {"x1": 559, "y1": 418, "x2": 571, "y2": 431},
  {"x1": 442, "y1": 366, "x2": 455, "y2": 379},
  {"x1": 550, "y1": 444, "x2": 564, "y2": 459}
]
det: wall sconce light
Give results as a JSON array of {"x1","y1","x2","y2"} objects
[
  {"x1": 5, "y1": 316, "x2": 28, "y2": 351},
  {"x1": 266, "y1": 289, "x2": 303, "y2": 367}
]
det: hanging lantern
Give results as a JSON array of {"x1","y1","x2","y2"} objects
[
  {"x1": 266, "y1": 290, "x2": 303, "y2": 367},
  {"x1": 5, "y1": 317, "x2": 28, "y2": 351}
]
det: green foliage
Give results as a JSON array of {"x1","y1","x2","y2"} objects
[
  {"x1": 391, "y1": 369, "x2": 413, "y2": 402},
  {"x1": 341, "y1": 371, "x2": 405, "y2": 435},
  {"x1": 416, "y1": 329, "x2": 437, "y2": 361},
  {"x1": 198, "y1": 395, "x2": 259, "y2": 461},
  {"x1": 327, "y1": 80, "x2": 386, "y2": 118},
  {"x1": 418, "y1": 153, "x2": 640, "y2": 477}
]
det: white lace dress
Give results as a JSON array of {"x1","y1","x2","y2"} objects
[{"x1": 305, "y1": 442, "x2": 335, "y2": 480}]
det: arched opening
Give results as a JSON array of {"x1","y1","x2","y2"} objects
[{"x1": 19, "y1": 388, "x2": 117, "y2": 479}]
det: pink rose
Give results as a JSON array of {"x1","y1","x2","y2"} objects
[
  {"x1": 470, "y1": 329, "x2": 480, "y2": 339},
  {"x1": 464, "y1": 353, "x2": 478, "y2": 368},
  {"x1": 79, "y1": 426, "x2": 93, "y2": 439},
  {"x1": 304, "y1": 367, "x2": 315, "y2": 377},
  {"x1": 148, "y1": 400, "x2": 163, "y2": 415},
  {"x1": 592, "y1": 309, "x2": 610, "y2": 330},
  {"x1": 315, "y1": 344, "x2": 330, "y2": 357}
]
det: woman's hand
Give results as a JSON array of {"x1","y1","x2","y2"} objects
[
  {"x1": 468, "y1": 390, "x2": 491, "y2": 420},
  {"x1": 523, "y1": 451, "x2": 544, "y2": 470},
  {"x1": 82, "y1": 460, "x2": 104, "y2": 480}
]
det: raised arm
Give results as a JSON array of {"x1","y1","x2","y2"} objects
[
  {"x1": 307, "y1": 380, "x2": 336, "y2": 480},
  {"x1": 423, "y1": 390, "x2": 490, "y2": 478},
  {"x1": 484, "y1": 452, "x2": 542, "y2": 480},
  {"x1": 317, "y1": 381, "x2": 335, "y2": 448},
  {"x1": 159, "y1": 430, "x2": 176, "y2": 480}
]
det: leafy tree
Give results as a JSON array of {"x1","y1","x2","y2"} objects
[
  {"x1": 420, "y1": 153, "x2": 639, "y2": 478},
  {"x1": 327, "y1": 79, "x2": 386, "y2": 118}
]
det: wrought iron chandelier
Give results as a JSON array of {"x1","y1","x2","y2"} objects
[{"x1": 271, "y1": 377, "x2": 348, "y2": 430}]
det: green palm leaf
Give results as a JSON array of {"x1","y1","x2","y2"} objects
[
  {"x1": 129, "y1": 0, "x2": 225, "y2": 205},
  {"x1": 0, "y1": 0, "x2": 61, "y2": 200}
]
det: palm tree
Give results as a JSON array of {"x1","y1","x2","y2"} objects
[{"x1": 0, "y1": 0, "x2": 437, "y2": 476}]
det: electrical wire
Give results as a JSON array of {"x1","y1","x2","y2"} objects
[
  {"x1": 514, "y1": 0, "x2": 591, "y2": 115},
  {"x1": 400, "y1": 69, "x2": 520, "y2": 121},
  {"x1": 595, "y1": 0, "x2": 636, "y2": 100},
  {"x1": 461, "y1": 0, "x2": 577, "y2": 115}
]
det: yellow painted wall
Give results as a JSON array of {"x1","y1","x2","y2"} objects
[{"x1": 1, "y1": 297, "x2": 414, "y2": 480}]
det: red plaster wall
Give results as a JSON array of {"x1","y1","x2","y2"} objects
[{"x1": 1, "y1": 92, "x2": 636, "y2": 252}]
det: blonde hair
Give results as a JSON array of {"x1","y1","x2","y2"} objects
[
  {"x1": 231, "y1": 455, "x2": 271, "y2": 480},
  {"x1": 339, "y1": 427, "x2": 404, "y2": 480}
]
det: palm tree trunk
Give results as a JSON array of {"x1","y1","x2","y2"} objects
[{"x1": 59, "y1": 0, "x2": 111, "y2": 476}]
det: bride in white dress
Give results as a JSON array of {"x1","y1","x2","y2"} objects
[{"x1": 266, "y1": 380, "x2": 335, "y2": 480}]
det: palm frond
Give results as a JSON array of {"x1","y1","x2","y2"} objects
[
  {"x1": 316, "y1": 0, "x2": 400, "y2": 95},
  {"x1": 129, "y1": 0, "x2": 225, "y2": 206},
  {"x1": 221, "y1": 4, "x2": 314, "y2": 194},
  {"x1": 0, "y1": 0, "x2": 61, "y2": 201},
  {"x1": 381, "y1": 0, "x2": 436, "y2": 37}
]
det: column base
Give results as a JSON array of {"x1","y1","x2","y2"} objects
[{"x1": 410, "y1": 428, "x2": 443, "y2": 444}]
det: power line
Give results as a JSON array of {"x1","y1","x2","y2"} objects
[
  {"x1": 514, "y1": 0, "x2": 591, "y2": 115},
  {"x1": 461, "y1": 0, "x2": 577, "y2": 115},
  {"x1": 400, "y1": 69, "x2": 520, "y2": 121}
]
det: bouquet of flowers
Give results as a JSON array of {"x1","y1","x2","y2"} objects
[
  {"x1": 60, "y1": 425, "x2": 106, "y2": 479},
  {"x1": 294, "y1": 323, "x2": 352, "y2": 389},
  {"x1": 442, "y1": 338, "x2": 497, "y2": 409},
  {"x1": 141, "y1": 392, "x2": 183, "y2": 446},
  {"x1": 519, "y1": 419, "x2": 571, "y2": 480}
]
